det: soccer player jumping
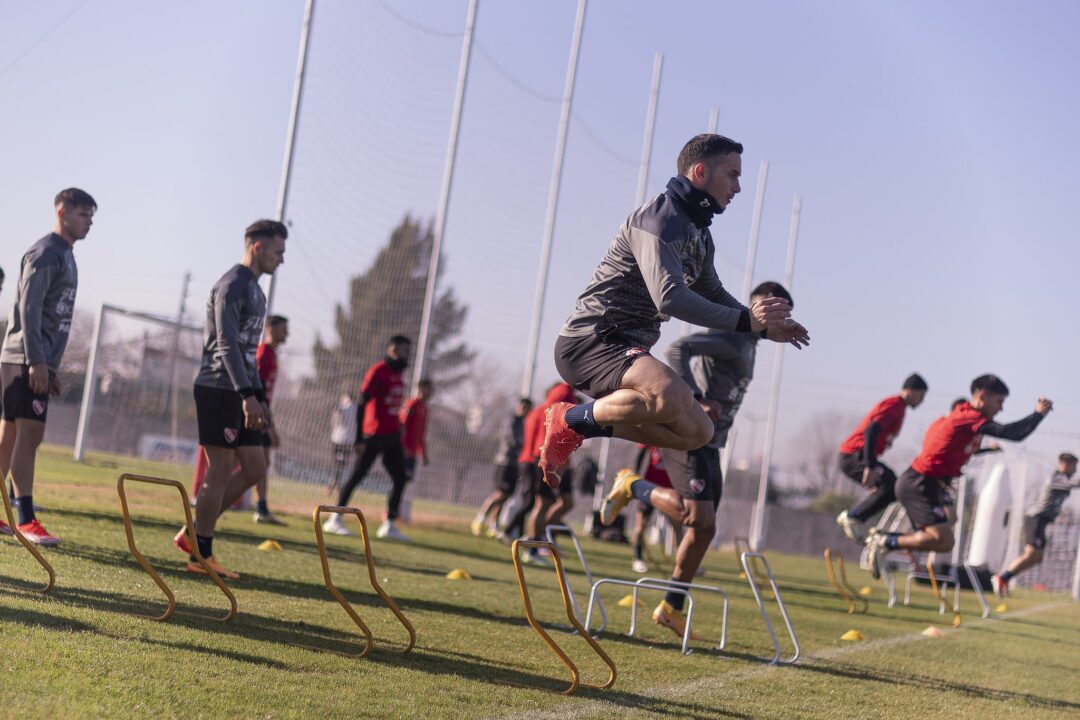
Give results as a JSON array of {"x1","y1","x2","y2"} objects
[
  {"x1": 865, "y1": 374, "x2": 1052, "y2": 578},
  {"x1": 538, "y1": 134, "x2": 809, "y2": 486}
]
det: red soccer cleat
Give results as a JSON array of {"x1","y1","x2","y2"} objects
[
  {"x1": 17, "y1": 519, "x2": 60, "y2": 546},
  {"x1": 173, "y1": 526, "x2": 193, "y2": 556},
  {"x1": 538, "y1": 402, "x2": 583, "y2": 488}
]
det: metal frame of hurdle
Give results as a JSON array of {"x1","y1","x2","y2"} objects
[{"x1": 1, "y1": 482, "x2": 55, "y2": 594}]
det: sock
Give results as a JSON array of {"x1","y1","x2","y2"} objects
[
  {"x1": 884, "y1": 533, "x2": 901, "y2": 550},
  {"x1": 257, "y1": 499, "x2": 268, "y2": 514},
  {"x1": 999, "y1": 570, "x2": 1013, "y2": 583},
  {"x1": 195, "y1": 534, "x2": 214, "y2": 560},
  {"x1": 629, "y1": 477, "x2": 656, "y2": 505},
  {"x1": 564, "y1": 402, "x2": 613, "y2": 439},
  {"x1": 664, "y1": 583, "x2": 686, "y2": 612},
  {"x1": 7, "y1": 481, "x2": 14, "y2": 502},
  {"x1": 16, "y1": 495, "x2": 35, "y2": 525},
  {"x1": 633, "y1": 544, "x2": 644, "y2": 561}
]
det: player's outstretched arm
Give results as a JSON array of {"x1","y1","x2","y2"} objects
[{"x1": 981, "y1": 397, "x2": 1053, "y2": 442}]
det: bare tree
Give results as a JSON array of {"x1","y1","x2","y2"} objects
[{"x1": 792, "y1": 410, "x2": 861, "y2": 496}]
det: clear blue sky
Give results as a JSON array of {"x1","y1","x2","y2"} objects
[{"x1": 3, "y1": 0, "x2": 1079, "y2": 475}]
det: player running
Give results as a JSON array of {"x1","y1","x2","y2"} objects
[
  {"x1": 993, "y1": 452, "x2": 1079, "y2": 598},
  {"x1": 472, "y1": 397, "x2": 532, "y2": 537},
  {"x1": 538, "y1": 134, "x2": 808, "y2": 487},
  {"x1": 834, "y1": 374, "x2": 928, "y2": 543},
  {"x1": 865, "y1": 374, "x2": 1052, "y2": 578}
]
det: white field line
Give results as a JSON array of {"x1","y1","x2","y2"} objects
[{"x1": 495, "y1": 601, "x2": 1072, "y2": 720}]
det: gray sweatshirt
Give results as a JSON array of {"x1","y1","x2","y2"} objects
[
  {"x1": 1028, "y1": 472, "x2": 1080, "y2": 522},
  {"x1": 193, "y1": 264, "x2": 265, "y2": 394},
  {"x1": 560, "y1": 176, "x2": 750, "y2": 349},
  {"x1": 1, "y1": 233, "x2": 78, "y2": 371},
  {"x1": 666, "y1": 330, "x2": 758, "y2": 448}
]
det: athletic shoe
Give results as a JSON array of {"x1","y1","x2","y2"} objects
[
  {"x1": 599, "y1": 468, "x2": 639, "y2": 526},
  {"x1": 376, "y1": 520, "x2": 410, "y2": 542},
  {"x1": 631, "y1": 558, "x2": 649, "y2": 574},
  {"x1": 186, "y1": 555, "x2": 240, "y2": 580},
  {"x1": 17, "y1": 519, "x2": 60, "y2": 546},
  {"x1": 322, "y1": 514, "x2": 352, "y2": 536},
  {"x1": 494, "y1": 529, "x2": 513, "y2": 545},
  {"x1": 173, "y1": 526, "x2": 193, "y2": 555},
  {"x1": 537, "y1": 402, "x2": 583, "y2": 488},
  {"x1": 864, "y1": 530, "x2": 887, "y2": 580},
  {"x1": 253, "y1": 510, "x2": 286, "y2": 526},
  {"x1": 992, "y1": 574, "x2": 1009, "y2": 599},
  {"x1": 0, "y1": 519, "x2": 13, "y2": 536},
  {"x1": 470, "y1": 518, "x2": 484, "y2": 537},
  {"x1": 652, "y1": 600, "x2": 701, "y2": 640},
  {"x1": 521, "y1": 551, "x2": 552, "y2": 567},
  {"x1": 836, "y1": 510, "x2": 867, "y2": 544},
  {"x1": 485, "y1": 525, "x2": 497, "y2": 539}
]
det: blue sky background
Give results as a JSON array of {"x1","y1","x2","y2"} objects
[{"x1": 3, "y1": 0, "x2": 1079, "y2": 476}]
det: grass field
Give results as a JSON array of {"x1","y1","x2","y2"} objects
[{"x1": 1, "y1": 446, "x2": 1078, "y2": 719}]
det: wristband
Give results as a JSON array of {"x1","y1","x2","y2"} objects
[{"x1": 239, "y1": 387, "x2": 256, "y2": 399}]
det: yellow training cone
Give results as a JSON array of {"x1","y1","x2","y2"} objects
[
  {"x1": 921, "y1": 626, "x2": 946, "y2": 638},
  {"x1": 840, "y1": 629, "x2": 864, "y2": 641},
  {"x1": 858, "y1": 586, "x2": 873, "y2": 596},
  {"x1": 995, "y1": 602, "x2": 1008, "y2": 613},
  {"x1": 617, "y1": 594, "x2": 645, "y2": 608},
  {"x1": 257, "y1": 539, "x2": 282, "y2": 551},
  {"x1": 446, "y1": 568, "x2": 472, "y2": 580}
]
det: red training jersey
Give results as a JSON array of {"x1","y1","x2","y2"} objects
[
  {"x1": 256, "y1": 342, "x2": 278, "y2": 403},
  {"x1": 839, "y1": 395, "x2": 906, "y2": 456},
  {"x1": 360, "y1": 360, "x2": 405, "y2": 437},
  {"x1": 641, "y1": 446, "x2": 672, "y2": 489},
  {"x1": 519, "y1": 382, "x2": 578, "y2": 464},
  {"x1": 912, "y1": 401, "x2": 989, "y2": 478},
  {"x1": 399, "y1": 397, "x2": 428, "y2": 459}
]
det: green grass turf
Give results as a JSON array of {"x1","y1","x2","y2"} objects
[{"x1": 1, "y1": 446, "x2": 1078, "y2": 719}]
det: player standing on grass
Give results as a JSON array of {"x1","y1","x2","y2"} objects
[
  {"x1": 600, "y1": 281, "x2": 791, "y2": 636},
  {"x1": 834, "y1": 374, "x2": 928, "y2": 544},
  {"x1": 0, "y1": 188, "x2": 95, "y2": 544},
  {"x1": 252, "y1": 314, "x2": 288, "y2": 525},
  {"x1": 323, "y1": 335, "x2": 412, "y2": 541},
  {"x1": 538, "y1": 134, "x2": 809, "y2": 488},
  {"x1": 173, "y1": 220, "x2": 285, "y2": 579},
  {"x1": 865, "y1": 375, "x2": 1053, "y2": 578},
  {"x1": 993, "y1": 452, "x2": 1079, "y2": 598}
]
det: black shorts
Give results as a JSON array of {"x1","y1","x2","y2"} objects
[
  {"x1": 538, "y1": 466, "x2": 573, "y2": 500},
  {"x1": 494, "y1": 463, "x2": 519, "y2": 495},
  {"x1": 1021, "y1": 515, "x2": 1051, "y2": 549},
  {"x1": 895, "y1": 467, "x2": 954, "y2": 529},
  {"x1": 1, "y1": 363, "x2": 51, "y2": 423},
  {"x1": 553, "y1": 332, "x2": 651, "y2": 399},
  {"x1": 194, "y1": 385, "x2": 265, "y2": 449},
  {"x1": 661, "y1": 446, "x2": 723, "y2": 508},
  {"x1": 838, "y1": 452, "x2": 897, "y2": 488}
]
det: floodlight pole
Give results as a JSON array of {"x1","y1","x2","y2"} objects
[
  {"x1": 741, "y1": 159, "x2": 769, "y2": 302},
  {"x1": 266, "y1": 0, "x2": 316, "y2": 314},
  {"x1": 73, "y1": 303, "x2": 105, "y2": 462},
  {"x1": 749, "y1": 194, "x2": 801, "y2": 552},
  {"x1": 521, "y1": 0, "x2": 587, "y2": 398},
  {"x1": 413, "y1": 0, "x2": 477, "y2": 392}
]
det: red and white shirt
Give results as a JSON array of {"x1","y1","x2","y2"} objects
[
  {"x1": 360, "y1": 361, "x2": 405, "y2": 437},
  {"x1": 256, "y1": 342, "x2": 278, "y2": 403},
  {"x1": 399, "y1": 397, "x2": 428, "y2": 460},
  {"x1": 912, "y1": 401, "x2": 988, "y2": 479},
  {"x1": 839, "y1": 395, "x2": 906, "y2": 457}
]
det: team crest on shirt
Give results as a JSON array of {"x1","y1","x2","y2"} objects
[
  {"x1": 31, "y1": 400, "x2": 45, "y2": 416},
  {"x1": 689, "y1": 478, "x2": 706, "y2": 494},
  {"x1": 625, "y1": 346, "x2": 647, "y2": 359},
  {"x1": 224, "y1": 428, "x2": 238, "y2": 444}
]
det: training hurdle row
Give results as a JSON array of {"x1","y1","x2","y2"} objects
[{"x1": 2, "y1": 473, "x2": 413, "y2": 658}]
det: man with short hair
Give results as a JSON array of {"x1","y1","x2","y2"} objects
[
  {"x1": 252, "y1": 314, "x2": 289, "y2": 525},
  {"x1": 0, "y1": 188, "x2": 96, "y2": 544},
  {"x1": 865, "y1": 375, "x2": 1052, "y2": 578},
  {"x1": 834, "y1": 374, "x2": 929, "y2": 544},
  {"x1": 173, "y1": 219, "x2": 286, "y2": 579},
  {"x1": 993, "y1": 452, "x2": 1080, "y2": 598},
  {"x1": 472, "y1": 397, "x2": 532, "y2": 537},
  {"x1": 539, "y1": 134, "x2": 808, "y2": 489},
  {"x1": 323, "y1": 336, "x2": 412, "y2": 541},
  {"x1": 601, "y1": 280, "x2": 792, "y2": 635}
]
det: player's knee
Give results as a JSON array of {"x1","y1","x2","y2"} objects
[{"x1": 931, "y1": 527, "x2": 954, "y2": 552}]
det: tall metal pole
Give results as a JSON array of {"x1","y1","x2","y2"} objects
[
  {"x1": 521, "y1": 0, "x2": 587, "y2": 398},
  {"x1": 749, "y1": 194, "x2": 801, "y2": 552},
  {"x1": 740, "y1": 159, "x2": 769, "y2": 302},
  {"x1": 265, "y1": 0, "x2": 316, "y2": 314},
  {"x1": 412, "y1": 0, "x2": 477, "y2": 392},
  {"x1": 595, "y1": 51, "x2": 663, "y2": 495},
  {"x1": 708, "y1": 106, "x2": 719, "y2": 134},
  {"x1": 168, "y1": 271, "x2": 191, "y2": 442},
  {"x1": 73, "y1": 303, "x2": 105, "y2": 462}
]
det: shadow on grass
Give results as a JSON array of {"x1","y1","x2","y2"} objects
[{"x1": 794, "y1": 658, "x2": 1080, "y2": 712}]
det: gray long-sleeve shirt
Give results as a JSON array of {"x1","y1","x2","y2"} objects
[
  {"x1": 666, "y1": 330, "x2": 758, "y2": 448},
  {"x1": 193, "y1": 264, "x2": 265, "y2": 394},
  {"x1": 1, "y1": 233, "x2": 78, "y2": 371},
  {"x1": 1028, "y1": 471, "x2": 1080, "y2": 522},
  {"x1": 560, "y1": 176, "x2": 749, "y2": 349}
]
